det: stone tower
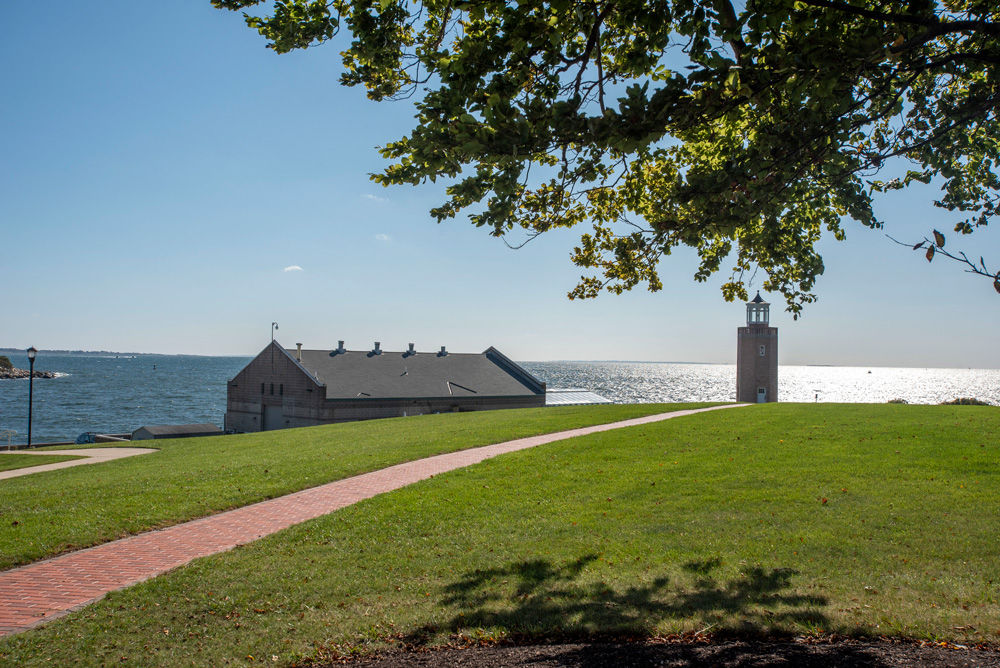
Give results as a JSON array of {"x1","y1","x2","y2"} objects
[{"x1": 736, "y1": 292, "x2": 778, "y2": 403}]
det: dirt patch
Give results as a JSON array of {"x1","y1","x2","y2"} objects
[{"x1": 343, "y1": 639, "x2": 1000, "y2": 668}]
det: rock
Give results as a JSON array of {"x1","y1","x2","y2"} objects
[{"x1": 0, "y1": 368, "x2": 57, "y2": 380}]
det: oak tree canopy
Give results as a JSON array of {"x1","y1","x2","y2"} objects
[{"x1": 213, "y1": 0, "x2": 1000, "y2": 314}]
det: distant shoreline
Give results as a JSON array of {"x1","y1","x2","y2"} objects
[
  {"x1": 2, "y1": 350, "x2": 996, "y2": 371},
  {"x1": 0, "y1": 349, "x2": 247, "y2": 359},
  {"x1": 0, "y1": 348, "x2": 146, "y2": 356}
]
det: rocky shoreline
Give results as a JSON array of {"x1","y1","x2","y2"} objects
[{"x1": 0, "y1": 368, "x2": 57, "y2": 380}]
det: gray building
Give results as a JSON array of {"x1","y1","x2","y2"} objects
[
  {"x1": 226, "y1": 341, "x2": 546, "y2": 432},
  {"x1": 131, "y1": 423, "x2": 224, "y2": 441}
]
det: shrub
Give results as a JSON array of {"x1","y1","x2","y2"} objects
[
  {"x1": 940, "y1": 397, "x2": 993, "y2": 406},
  {"x1": 0, "y1": 356, "x2": 12, "y2": 371},
  {"x1": 886, "y1": 398, "x2": 909, "y2": 404}
]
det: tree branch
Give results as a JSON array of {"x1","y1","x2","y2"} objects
[
  {"x1": 796, "y1": 0, "x2": 999, "y2": 37},
  {"x1": 887, "y1": 234, "x2": 1000, "y2": 293}
]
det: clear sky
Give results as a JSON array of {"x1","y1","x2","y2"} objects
[{"x1": 2, "y1": 1, "x2": 998, "y2": 368}]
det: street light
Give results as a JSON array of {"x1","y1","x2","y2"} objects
[{"x1": 26, "y1": 347, "x2": 37, "y2": 448}]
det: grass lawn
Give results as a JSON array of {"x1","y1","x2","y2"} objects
[
  {"x1": 0, "y1": 403, "x2": 705, "y2": 570},
  {"x1": 0, "y1": 453, "x2": 84, "y2": 473},
  {"x1": 1, "y1": 403, "x2": 997, "y2": 668}
]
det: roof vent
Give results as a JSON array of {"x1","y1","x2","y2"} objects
[
  {"x1": 295, "y1": 343, "x2": 303, "y2": 361},
  {"x1": 337, "y1": 340, "x2": 346, "y2": 353},
  {"x1": 438, "y1": 345, "x2": 448, "y2": 357},
  {"x1": 373, "y1": 341, "x2": 382, "y2": 355},
  {"x1": 408, "y1": 343, "x2": 415, "y2": 354}
]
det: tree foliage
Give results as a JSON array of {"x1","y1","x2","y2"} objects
[{"x1": 213, "y1": 0, "x2": 1000, "y2": 313}]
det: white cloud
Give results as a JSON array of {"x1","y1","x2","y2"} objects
[
  {"x1": 362, "y1": 193, "x2": 388, "y2": 202},
  {"x1": 375, "y1": 233, "x2": 392, "y2": 242},
  {"x1": 283, "y1": 265, "x2": 304, "y2": 272}
]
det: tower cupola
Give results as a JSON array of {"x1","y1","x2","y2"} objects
[{"x1": 746, "y1": 291, "x2": 769, "y2": 326}]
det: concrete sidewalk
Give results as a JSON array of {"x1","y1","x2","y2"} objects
[
  {"x1": 0, "y1": 448, "x2": 158, "y2": 481},
  {"x1": 0, "y1": 404, "x2": 744, "y2": 637}
]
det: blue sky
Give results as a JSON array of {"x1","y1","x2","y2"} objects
[{"x1": 2, "y1": 1, "x2": 998, "y2": 368}]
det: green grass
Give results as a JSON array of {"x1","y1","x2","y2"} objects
[
  {"x1": 1, "y1": 403, "x2": 997, "y2": 668},
  {"x1": 0, "y1": 453, "x2": 84, "y2": 473},
  {"x1": 0, "y1": 404, "x2": 705, "y2": 570}
]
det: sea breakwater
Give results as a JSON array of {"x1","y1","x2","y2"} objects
[{"x1": 0, "y1": 368, "x2": 56, "y2": 380}]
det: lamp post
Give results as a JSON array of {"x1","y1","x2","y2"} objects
[{"x1": 26, "y1": 347, "x2": 37, "y2": 448}]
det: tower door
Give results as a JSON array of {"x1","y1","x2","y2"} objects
[{"x1": 757, "y1": 388, "x2": 767, "y2": 404}]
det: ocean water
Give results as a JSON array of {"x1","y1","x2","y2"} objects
[
  {"x1": 521, "y1": 362, "x2": 1000, "y2": 406},
  {"x1": 0, "y1": 353, "x2": 248, "y2": 445},
  {"x1": 0, "y1": 353, "x2": 996, "y2": 445}
]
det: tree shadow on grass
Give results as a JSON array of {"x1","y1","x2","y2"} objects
[
  {"x1": 386, "y1": 641, "x2": 917, "y2": 668},
  {"x1": 553, "y1": 640, "x2": 912, "y2": 668},
  {"x1": 433, "y1": 554, "x2": 828, "y2": 642}
]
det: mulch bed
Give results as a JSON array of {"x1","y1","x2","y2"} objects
[{"x1": 342, "y1": 639, "x2": 1000, "y2": 668}]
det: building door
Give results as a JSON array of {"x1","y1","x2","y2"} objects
[
  {"x1": 263, "y1": 405, "x2": 283, "y2": 431},
  {"x1": 757, "y1": 388, "x2": 767, "y2": 403}
]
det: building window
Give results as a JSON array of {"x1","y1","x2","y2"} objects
[
  {"x1": 759, "y1": 345, "x2": 766, "y2": 356},
  {"x1": 279, "y1": 384, "x2": 284, "y2": 396},
  {"x1": 260, "y1": 383, "x2": 264, "y2": 395},
  {"x1": 270, "y1": 383, "x2": 274, "y2": 395}
]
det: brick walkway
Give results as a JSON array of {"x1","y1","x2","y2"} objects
[{"x1": 0, "y1": 404, "x2": 743, "y2": 637}]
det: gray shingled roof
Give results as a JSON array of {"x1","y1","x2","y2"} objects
[{"x1": 290, "y1": 346, "x2": 544, "y2": 400}]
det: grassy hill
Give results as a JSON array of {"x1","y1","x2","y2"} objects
[
  {"x1": 1, "y1": 403, "x2": 997, "y2": 667},
  {"x1": 0, "y1": 404, "x2": 704, "y2": 570}
]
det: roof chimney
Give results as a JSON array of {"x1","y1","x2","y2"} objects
[
  {"x1": 373, "y1": 341, "x2": 382, "y2": 355},
  {"x1": 337, "y1": 340, "x2": 345, "y2": 353},
  {"x1": 295, "y1": 343, "x2": 303, "y2": 361},
  {"x1": 408, "y1": 343, "x2": 415, "y2": 354},
  {"x1": 438, "y1": 345, "x2": 448, "y2": 357}
]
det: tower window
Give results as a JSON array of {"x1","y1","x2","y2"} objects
[
  {"x1": 759, "y1": 345, "x2": 766, "y2": 356},
  {"x1": 270, "y1": 383, "x2": 274, "y2": 395},
  {"x1": 260, "y1": 383, "x2": 264, "y2": 395},
  {"x1": 279, "y1": 384, "x2": 284, "y2": 396}
]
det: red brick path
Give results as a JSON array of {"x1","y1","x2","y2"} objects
[{"x1": 0, "y1": 405, "x2": 742, "y2": 636}]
